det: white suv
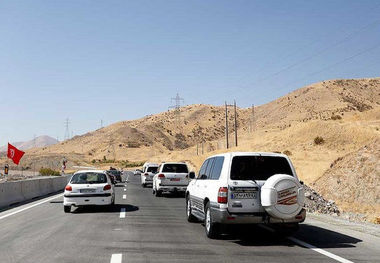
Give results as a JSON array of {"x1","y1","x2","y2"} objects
[
  {"x1": 185, "y1": 152, "x2": 306, "y2": 238},
  {"x1": 141, "y1": 163, "x2": 159, "y2": 187},
  {"x1": 152, "y1": 162, "x2": 191, "y2": 196}
]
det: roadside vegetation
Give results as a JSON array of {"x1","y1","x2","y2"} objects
[
  {"x1": 39, "y1": 168, "x2": 61, "y2": 176},
  {"x1": 91, "y1": 158, "x2": 145, "y2": 168}
]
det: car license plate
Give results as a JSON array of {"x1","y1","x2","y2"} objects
[
  {"x1": 80, "y1": 189, "x2": 96, "y2": 193},
  {"x1": 231, "y1": 192, "x2": 256, "y2": 199},
  {"x1": 170, "y1": 178, "x2": 180, "y2": 181}
]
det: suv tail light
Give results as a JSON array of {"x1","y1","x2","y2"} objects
[
  {"x1": 65, "y1": 185, "x2": 72, "y2": 191},
  {"x1": 217, "y1": 187, "x2": 228, "y2": 203},
  {"x1": 103, "y1": 184, "x2": 112, "y2": 191},
  {"x1": 158, "y1": 173, "x2": 165, "y2": 179}
]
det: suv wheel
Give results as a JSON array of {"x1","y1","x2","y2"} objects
[
  {"x1": 64, "y1": 205, "x2": 71, "y2": 213},
  {"x1": 155, "y1": 190, "x2": 162, "y2": 197},
  {"x1": 204, "y1": 202, "x2": 219, "y2": 239},
  {"x1": 186, "y1": 196, "x2": 197, "y2": 222}
]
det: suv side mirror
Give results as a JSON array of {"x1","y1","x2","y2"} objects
[
  {"x1": 188, "y1": 171, "x2": 195, "y2": 179},
  {"x1": 200, "y1": 174, "x2": 207, "y2": 180}
]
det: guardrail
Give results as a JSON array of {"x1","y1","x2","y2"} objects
[{"x1": 0, "y1": 174, "x2": 72, "y2": 209}]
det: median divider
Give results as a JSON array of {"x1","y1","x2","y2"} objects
[{"x1": 0, "y1": 174, "x2": 71, "y2": 209}]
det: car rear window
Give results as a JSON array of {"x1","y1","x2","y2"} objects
[
  {"x1": 230, "y1": 156, "x2": 293, "y2": 181},
  {"x1": 147, "y1": 166, "x2": 158, "y2": 173},
  {"x1": 71, "y1": 173, "x2": 108, "y2": 184},
  {"x1": 162, "y1": 164, "x2": 188, "y2": 173}
]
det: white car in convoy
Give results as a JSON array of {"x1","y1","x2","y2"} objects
[
  {"x1": 152, "y1": 162, "x2": 192, "y2": 196},
  {"x1": 185, "y1": 152, "x2": 306, "y2": 238},
  {"x1": 141, "y1": 163, "x2": 159, "y2": 187},
  {"x1": 63, "y1": 170, "x2": 115, "y2": 213}
]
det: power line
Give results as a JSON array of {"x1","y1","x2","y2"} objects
[
  {"x1": 256, "y1": 19, "x2": 380, "y2": 85},
  {"x1": 282, "y1": 41, "x2": 380, "y2": 88}
]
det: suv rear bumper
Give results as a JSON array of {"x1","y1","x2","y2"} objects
[
  {"x1": 210, "y1": 206, "x2": 306, "y2": 224},
  {"x1": 157, "y1": 185, "x2": 187, "y2": 192}
]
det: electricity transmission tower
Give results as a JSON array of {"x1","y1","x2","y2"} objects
[
  {"x1": 169, "y1": 93, "x2": 184, "y2": 131},
  {"x1": 64, "y1": 118, "x2": 70, "y2": 141}
]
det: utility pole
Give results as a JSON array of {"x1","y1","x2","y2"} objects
[
  {"x1": 33, "y1": 134, "x2": 36, "y2": 176},
  {"x1": 225, "y1": 102, "x2": 229, "y2": 149},
  {"x1": 234, "y1": 100, "x2": 238, "y2": 147},
  {"x1": 249, "y1": 104, "x2": 255, "y2": 133},
  {"x1": 64, "y1": 118, "x2": 70, "y2": 141},
  {"x1": 225, "y1": 100, "x2": 238, "y2": 149},
  {"x1": 101, "y1": 119, "x2": 103, "y2": 128}
]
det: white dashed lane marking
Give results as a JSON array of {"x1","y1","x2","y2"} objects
[
  {"x1": 120, "y1": 208, "x2": 126, "y2": 218},
  {"x1": 122, "y1": 194, "x2": 126, "y2": 199},
  {"x1": 110, "y1": 253, "x2": 122, "y2": 263}
]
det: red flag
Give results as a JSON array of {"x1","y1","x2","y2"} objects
[{"x1": 7, "y1": 143, "x2": 25, "y2": 165}]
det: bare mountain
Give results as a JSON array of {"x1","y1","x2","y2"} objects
[{"x1": 0, "y1": 135, "x2": 58, "y2": 152}]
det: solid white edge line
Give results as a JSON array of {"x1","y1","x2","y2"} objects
[
  {"x1": 110, "y1": 253, "x2": 122, "y2": 263},
  {"x1": 0, "y1": 193, "x2": 64, "y2": 220},
  {"x1": 259, "y1": 225, "x2": 354, "y2": 263},
  {"x1": 288, "y1": 236, "x2": 354, "y2": 263},
  {"x1": 122, "y1": 194, "x2": 126, "y2": 199},
  {"x1": 120, "y1": 208, "x2": 126, "y2": 218}
]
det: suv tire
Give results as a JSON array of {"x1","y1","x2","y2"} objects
[
  {"x1": 64, "y1": 205, "x2": 71, "y2": 213},
  {"x1": 155, "y1": 190, "x2": 162, "y2": 197},
  {"x1": 186, "y1": 196, "x2": 197, "y2": 222},
  {"x1": 204, "y1": 202, "x2": 220, "y2": 239}
]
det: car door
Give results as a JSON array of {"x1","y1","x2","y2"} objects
[
  {"x1": 196, "y1": 158, "x2": 215, "y2": 214},
  {"x1": 190, "y1": 159, "x2": 209, "y2": 214}
]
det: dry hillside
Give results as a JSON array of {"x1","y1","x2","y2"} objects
[{"x1": 1, "y1": 77, "x2": 379, "y2": 221}]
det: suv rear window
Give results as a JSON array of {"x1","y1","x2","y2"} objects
[
  {"x1": 162, "y1": 164, "x2": 188, "y2": 173},
  {"x1": 230, "y1": 156, "x2": 293, "y2": 181},
  {"x1": 71, "y1": 173, "x2": 107, "y2": 184},
  {"x1": 147, "y1": 166, "x2": 158, "y2": 173}
]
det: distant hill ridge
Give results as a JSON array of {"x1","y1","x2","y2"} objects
[{"x1": 0, "y1": 135, "x2": 58, "y2": 152}]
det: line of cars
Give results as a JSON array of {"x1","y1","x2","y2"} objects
[
  {"x1": 137, "y1": 162, "x2": 193, "y2": 197},
  {"x1": 63, "y1": 168, "x2": 123, "y2": 213},
  {"x1": 138, "y1": 152, "x2": 306, "y2": 239}
]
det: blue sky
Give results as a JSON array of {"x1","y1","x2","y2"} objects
[{"x1": 1, "y1": 0, "x2": 379, "y2": 145}]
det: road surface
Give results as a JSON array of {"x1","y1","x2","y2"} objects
[{"x1": 0, "y1": 171, "x2": 379, "y2": 262}]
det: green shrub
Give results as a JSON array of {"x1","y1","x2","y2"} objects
[
  {"x1": 314, "y1": 136, "x2": 325, "y2": 145},
  {"x1": 39, "y1": 168, "x2": 61, "y2": 176}
]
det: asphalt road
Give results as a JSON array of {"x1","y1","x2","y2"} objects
[{"x1": 0, "y1": 171, "x2": 379, "y2": 263}]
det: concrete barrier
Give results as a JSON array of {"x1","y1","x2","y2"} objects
[{"x1": 0, "y1": 175, "x2": 71, "y2": 209}]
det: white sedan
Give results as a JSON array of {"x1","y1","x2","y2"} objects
[{"x1": 63, "y1": 170, "x2": 115, "y2": 213}]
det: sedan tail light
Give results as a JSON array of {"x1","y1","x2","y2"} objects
[
  {"x1": 158, "y1": 173, "x2": 165, "y2": 179},
  {"x1": 217, "y1": 187, "x2": 228, "y2": 204},
  {"x1": 103, "y1": 184, "x2": 112, "y2": 191},
  {"x1": 65, "y1": 185, "x2": 72, "y2": 191}
]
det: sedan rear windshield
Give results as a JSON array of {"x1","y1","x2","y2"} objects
[
  {"x1": 108, "y1": 170, "x2": 121, "y2": 176},
  {"x1": 71, "y1": 173, "x2": 107, "y2": 184},
  {"x1": 230, "y1": 156, "x2": 293, "y2": 181},
  {"x1": 147, "y1": 166, "x2": 158, "y2": 173},
  {"x1": 162, "y1": 164, "x2": 188, "y2": 173}
]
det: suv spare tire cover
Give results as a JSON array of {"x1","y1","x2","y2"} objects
[{"x1": 260, "y1": 174, "x2": 304, "y2": 219}]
